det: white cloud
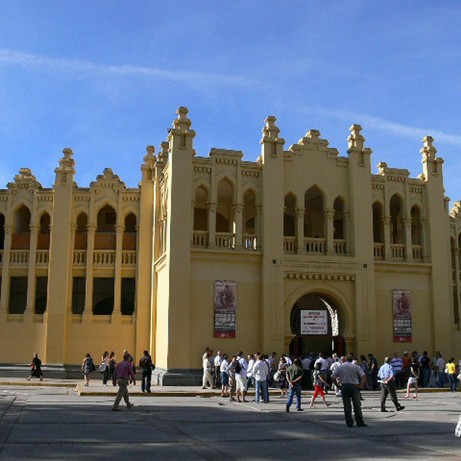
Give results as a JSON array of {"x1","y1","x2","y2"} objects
[
  {"x1": 311, "y1": 107, "x2": 461, "y2": 147},
  {"x1": 0, "y1": 48, "x2": 262, "y2": 90}
]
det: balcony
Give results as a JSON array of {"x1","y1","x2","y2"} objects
[{"x1": 304, "y1": 238, "x2": 326, "y2": 254}]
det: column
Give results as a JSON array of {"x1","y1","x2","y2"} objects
[
  {"x1": 255, "y1": 205, "x2": 262, "y2": 251},
  {"x1": 208, "y1": 202, "x2": 217, "y2": 249},
  {"x1": 344, "y1": 211, "x2": 351, "y2": 256},
  {"x1": 24, "y1": 224, "x2": 39, "y2": 322},
  {"x1": 112, "y1": 224, "x2": 124, "y2": 321},
  {"x1": 383, "y1": 216, "x2": 392, "y2": 259},
  {"x1": 296, "y1": 208, "x2": 304, "y2": 255},
  {"x1": 0, "y1": 226, "x2": 13, "y2": 318},
  {"x1": 234, "y1": 203, "x2": 243, "y2": 250},
  {"x1": 325, "y1": 208, "x2": 334, "y2": 255},
  {"x1": 404, "y1": 217, "x2": 413, "y2": 261},
  {"x1": 83, "y1": 225, "x2": 96, "y2": 323}
]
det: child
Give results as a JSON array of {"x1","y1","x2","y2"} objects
[{"x1": 310, "y1": 362, "x2": 331, "y2": 408}]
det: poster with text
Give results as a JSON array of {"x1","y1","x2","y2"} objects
[
  {"x1": 213, "y1": 280, "x2": 236, "y2": 338},
  {"x1": 393, "y1": 289, "x2": 412, "y2": 342},
  {"x1": 301, "y1": 310, "x2": 328, "y2": 335}
]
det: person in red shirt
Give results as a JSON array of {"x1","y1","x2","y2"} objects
[{"x1": 112, "y1": 353, "x2": 136, "y2": 411}]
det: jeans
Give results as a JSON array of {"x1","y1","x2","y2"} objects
[
  {"x1": 449, "y1": 373, "x2": 457, "y2": 392},
  {"x1": 421, "y1": 367, "x2": 431, "y2": 387},
  {"x1": 255, "y1": 380, "x2": 268, "y2": 403},
  {"x1": 286, "y1": 382, "x2": 302, "y2": 410},
  {"x1": 437, "y1": 372, "x2": 446, "y2": 388},
  {"x1": 341, "y1": 384, "x2": 365, "y2": 427},
  {"x1": 141, "y1": 369, "x2": 152, "y2": 392}
]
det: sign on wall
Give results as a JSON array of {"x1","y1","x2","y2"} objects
[
  {"x1": 213, "y1": 280, "x2": 236, "y2": 338},
  {"x1": 393, "y1": 289, "x2": 412, "y2": 343},
  {"x1": 301, "y1": 310, "x2": 328, "y2": 335}
]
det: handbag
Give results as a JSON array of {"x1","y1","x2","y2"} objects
[
  {"x1": 273, "y1": 370, "x2": 282, "y2": 382},
  {"x1": 98, "y1": 362, "x2": 107, "y2": 373}
]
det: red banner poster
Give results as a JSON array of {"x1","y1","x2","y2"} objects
[
  {"x1": 213, "y1": 280, "x2": 236, "y2": 338},
  {"x1": 393, "y1": 289, "x2": 412, "y2": 343}
]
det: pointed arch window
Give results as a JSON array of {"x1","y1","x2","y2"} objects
[
  {"x1": 284, "y1": 193, "x2": 297, "y2": 237},
  {"x1": 372, "y1": 202, "x2": 384, "y2": 243},
  {"x1": 390, "y1": 195, "x2": 404, "y2": 244},
  {"x1": 75, "y1": 213, "x2": 88, "y2": 250},
  {"x1": 333, "y1": 197, "x2": 345, "y2": 239},
  {"x1": 95, "y1": 205, "x2": 116, "y2": 250},
  {"x1": 216, "y1": 178, "x2": 234, "y2": 248},
  {"x1": 37, "y1": 212, "x2": 51, "y2": 250},
  {"x1": 304, "y1": 186, "x2": 325, "y2": 238},
  {"x1": 123, "y1": 213, "x2": 137, "y2": 251},
  {"x1": 12, "y1": 205, "x2": 31, "y2": 250},
  {"x1": 193, "y1": 186, "x2": 208, "y2": 231}
]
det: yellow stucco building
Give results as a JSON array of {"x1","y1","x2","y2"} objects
[{"x1": 1, "y1": 107, "x2": 460, "y2": 384}]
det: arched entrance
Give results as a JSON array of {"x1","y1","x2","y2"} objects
[{"x1": 289, "y1": 293, "x2": 345, "y2": 357}]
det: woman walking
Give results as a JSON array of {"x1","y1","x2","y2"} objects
[
  {"x1": 81, "y1": 353, "x2": 95, "y2": 387},
  {"x1": 27, "y1": 352, "x2": 43, "y2": 381},
  {"x1": 101, "y1": 351, "x2": 110, "y2": 385},
  {"x1": 405, "y1": 358, "x2": 420, "y2": 399}
]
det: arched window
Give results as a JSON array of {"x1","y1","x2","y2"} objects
[
  {"x1": 284, "y1": 193, "x2": 297, "y2": 237},
  {"x1": 95, "y1": 205, "x2": 116, "y2": 250},
  {"x1": 15, "y1": 205, "x2": 31, "y2": 234},
  {"x1": 333, "y1": 197, "x2": 345, "y2": 239},
  {"x1": 75, "y1": 213, "x2": 88, "y2": 250},
  {"x1": 37, "y1": 212, "x2": 51, "y2": 250},
  {"x1": 390, "y1": 194, "x2": 404, "y2": 244},
  {"x1": 0, "y1": 213, "x2": 5, "y2": 250},
  {"x1": 411, "y1": 205, "x2": 422, "y2": 245},
  {"x1": 12, "y1": 205, "x2": 31, "y2": 250},
  {"x1": 123, "y1": 213, "x2": 137, "y2": 250},
  {"x1": 193, "y1": 186, "x2": 208, "y2": 231},
  {"x1": 216, "y1": 178, "x2": 234, "y2": 233},
  {"x1": 304, "y1": 186, "x2": 324, "y2": 238},
  {"x1": 372, "y1": 202, "x2": 384, "y2": 243},
  {"x1": 243, "y1": 190, "x2": 256, "y2": 235}
]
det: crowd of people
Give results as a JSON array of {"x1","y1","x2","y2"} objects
[{"x1": 202, "y1": 347, "x2": 461, "y2": 427}]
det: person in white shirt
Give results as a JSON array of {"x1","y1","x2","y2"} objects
[
  {"x1": 202, "y1": 350, "x2": 213, "y2": 389},
  {"x1": 213, "y1": 351, "x2": 222, "y2": 388},
  {"x1": 220, "y1": 353, "x2": 230, "y2": 397},
  {"x1": 235, "y1": 352, "x2": 248, "y2": 402},
  {"x1": 246, "y1": 354, "x2": 255, "y2": 389},
  {"x1": 253, "y1": 354, "x2": 269, "y2": 403}
]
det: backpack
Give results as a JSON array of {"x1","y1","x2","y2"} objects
[{"x1": 235, "y1": 360, "x2": 242, "y2": 373}]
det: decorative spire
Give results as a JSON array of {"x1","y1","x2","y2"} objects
[
  {"x1": 420, "y1": 136, "x2": 437, "y2": 162},
  {"x1": 347, "y1": 124, "x2": 365, "y2": 150},
  {"x1": 260, "y1": 115, "x2": 281, "y2": 143}
]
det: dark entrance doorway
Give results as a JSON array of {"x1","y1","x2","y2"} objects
[{"x1": 289, "y1": 293, "x2": 344, "y2": 356}]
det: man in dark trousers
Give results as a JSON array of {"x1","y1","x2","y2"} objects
[
  {"x1": 378, "y1": 356, "x2": 405, "y2": 413},
  {"x1": 139, "y1": 350, "x2": 154, "y2": 393},
  {"x1": 332, "y1": 354, "x2": 367, "y2": 427}
]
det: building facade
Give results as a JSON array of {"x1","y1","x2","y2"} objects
[{"x1": 0, "y1": 107, "x2": 460, "y2": 384}]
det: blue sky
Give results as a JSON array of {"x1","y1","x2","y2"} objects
[{"x1": 0, "y1": 2, "x2": 460, "y2": 205}]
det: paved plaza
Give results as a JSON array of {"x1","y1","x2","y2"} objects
[{"x1": 0, "y1": 380, "x2": 460, "y2": 460}]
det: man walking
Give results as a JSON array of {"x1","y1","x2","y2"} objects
[
  {"x1": 331, "y1": 354, "x2": 367, "y2": 427},
  {"x1": 378, "y1": 356, "x2": 405, "y2": 412},
  {"x1": 139, "y1": 350, "x2": 154, "y2": 393},
  {"x1": 285, "y1": 358, "x2": 304, "y2": 412},
  {"x1": 112, "y1": 352, "x2": 136, "y2": 411}
]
